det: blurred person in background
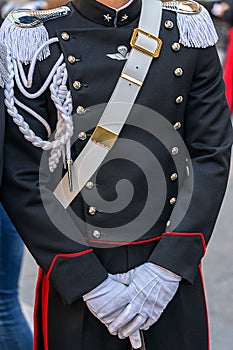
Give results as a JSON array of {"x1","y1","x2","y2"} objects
[
  {"x1": 0, "y1": 1, "x2": 4, "y2": 14},
  {"x1": 0, "y1": 15, "x2": 33, "y2": 350},
  {"x1": 200, "y1": 0, "x2": 230, "y2": 63},
  {"x1": 0, "y1": 203, "x2": 33, "y2": 350}
]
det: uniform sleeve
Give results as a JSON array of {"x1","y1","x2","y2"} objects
[
  {"x1": 0, "y1": 62, "x2": 108, "y2": 305},
  {"x1": 149, "y1": 45, "x2": 233, "y2": 284}
]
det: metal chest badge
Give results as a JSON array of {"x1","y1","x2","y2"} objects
[{"x1": 107, "y1": 45, "x2": 130, "y2": 61}]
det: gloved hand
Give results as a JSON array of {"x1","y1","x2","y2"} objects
[
  {"x1": 83, "y1": 276, "x2": 127, "y2": 322},
  {"x1": 104, "y1": 263, "x2": 181, "y2": 340},
  {"x1": 83, "y1": 276, "x2": 142, "y2": 349}
]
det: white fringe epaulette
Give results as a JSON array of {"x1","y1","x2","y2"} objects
[
  {"x1": 0, "y1": 6, "x2": 70, "y2": 64},
  {"x1": 162, "y1": 0, "x2": 218, "y2": 48},
  {"x1": 0, "y1": 42, "x2": 8, "y2": 87}
]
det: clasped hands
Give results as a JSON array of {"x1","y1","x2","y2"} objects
[{"x1": 83, "y1": 263, "x2": 181, "y2": 349}]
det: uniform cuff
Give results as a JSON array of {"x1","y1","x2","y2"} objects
[
  {"x1": 47, "y1": 249, "x2": 108, "y2": 304},
  {"x1": 148, "y1": 232, "x2": 206, "y2": 284}
]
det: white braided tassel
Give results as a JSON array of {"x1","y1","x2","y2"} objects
[
  {"x1": 0, "y1": 17, "x2": 50, "y2": 64},
  {"x1": 177, "y1": 5, "x2": 218, "y2": 48},
  {"x1": 4, "y1": 48, "x2": 73, "y2": 172},
  {"x1": 49, "y1": 63, "x2": 73, "y2": 172}
]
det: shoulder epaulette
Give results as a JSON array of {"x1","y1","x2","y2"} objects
[
  {"x1": 0, "y1": 42, "x2": 8, "y2": 87},
  {"x1": 8, "y1": 6, "x2": 71, "y2": 28},
  {"x1": 162, "y1": 0, "x2": 201, "y2": 14},
  {"x1": 0, "y1": 6, "x2": 71, "y2": 64},
  {"x1": 162, "y1": 0, "x2": 218, "y2": 48}
]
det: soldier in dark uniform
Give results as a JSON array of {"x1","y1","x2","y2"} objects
[{"x1": 0, "y1": 0, "x2": 232, "y2": 349}]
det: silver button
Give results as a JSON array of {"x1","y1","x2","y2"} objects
[
  {"x1": 172, "y1": 42, "x2": 180, "y2": 51},
  {"x1": 78, "y1": 132, "x2": 87, "y2": 141},
  {"x1": 61, "y1": 32, "x2": 70, "y2": 41},
  {"x1": 92, "y1": 230, "x2": 101, "y2": 239},
  {"x1": 89, "y1": 206, "x2": 97, "y2": 215},
  {"x1": 73, "y1": 81, "x2": 82, "y2": 90},
  {"x1": 171, "y1": 173, "x2": 178, "y2": 181},
  {"x1": 174, "y1": 122, "x2": 182, "y2": 130},
  {"x1": 172, "y1": 147, "x2": 179, "y2": 155},
  {"x1": 170, "y1": 197, "x2": 177, "y2": 205},
  {"x1": 176, "y1": 96, "x2": 183, "y2": 104},
  {"x1": 174, "y1": 68, "x2": 183, "y2": 77},
  {"x1": 166, "y1": 220, "x2": 171, "y2": 228},
  {"x1": 76, "y1": 106, "x2": 85, "y2": 114},
  {"x1": 68, "y1": 55, "x2": 76, "y2": 64},
  {"x1": 165, "y1": 20, "x2": 174, "y2": 29},
  {"x1": 86, "y1": 181, "x2": 94, "y2": 190}
]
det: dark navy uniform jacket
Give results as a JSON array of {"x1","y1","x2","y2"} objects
[{"x1": 1, "y1": 1, "x2": 232, "y2": 349}]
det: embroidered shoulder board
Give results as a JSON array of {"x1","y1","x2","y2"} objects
[
  {"x1": 0, "y1": 6, "x2": 71, "y2": 64},
  {"x1": 162, "y1": 0, "x2": 201, "y2": 14},
  {"x1": 0, "y1": 42, "x2": 8, "y2": 87},
  {"x1": 162, "y1": 0, "x2": 218, "y2": 48}
]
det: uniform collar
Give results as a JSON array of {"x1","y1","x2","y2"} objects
[{"x1": 72, "y1": 0, "x2": 141, "y2": 26}]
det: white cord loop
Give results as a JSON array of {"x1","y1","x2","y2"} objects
[
  {"x1": 13, "y1": 53, "x2": 64, "y2": 99},
  {"x1": 16, "y1": 38, "x2": 59, "y2": 89}
]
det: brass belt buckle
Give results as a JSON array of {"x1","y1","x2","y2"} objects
[
  {"x1": 130, "y1": 28, "x2": 163, "y2": 58},
  {"x1": 91, "y1": 126, "x2": 118, "y2": 150}
]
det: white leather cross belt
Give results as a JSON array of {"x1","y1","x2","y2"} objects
[{"x1": 54, "y1": 0, "x2": 163, "y2": 208}]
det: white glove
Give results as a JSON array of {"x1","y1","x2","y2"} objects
[
  {"x1": 105, "y1": 263, "x2": 181, "y2": 339},
  {"x1": 83, "y1": 276, "x2": 142, "y2": 349},
  {"x1": 83, "y1": 276, "x2": 127, "y2": 322}
]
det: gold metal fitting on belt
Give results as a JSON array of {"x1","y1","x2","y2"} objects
[{"x1": 130, "y1": 28, "x2": 163, "y2": 58}]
